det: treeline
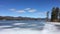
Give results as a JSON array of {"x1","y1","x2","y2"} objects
[
  {"x1": 51, "y1": 7, "x2": 60, "y2": 22},
  {"x1": 0, "y1": 16, "x2": 41, "y2": 20}
]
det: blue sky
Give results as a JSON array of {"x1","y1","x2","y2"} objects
[{"x1": 0, "y1": 0, "x2": 60, "y2": 18}]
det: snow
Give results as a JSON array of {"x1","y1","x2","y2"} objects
[
  {"x1": 47, "y1": 22, "x2": 60, "y2": 25},
  {"x1": 0, "y1": 22, "x2": 60, "y2": 34},
  {"x1": 0, "y1": 28, "x2": 41, "y2": 34}
]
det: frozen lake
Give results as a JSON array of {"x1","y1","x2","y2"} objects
[{"x1": 0, "y1": 20, "x2": 60, "y2": 34}]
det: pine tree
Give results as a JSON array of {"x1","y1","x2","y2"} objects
[
  {"x1": 51, "y1": 7, "x2": 56, "y2": 22},
  {"x1": 51, "y1": 7, "x2": 59, "y2": 22}
]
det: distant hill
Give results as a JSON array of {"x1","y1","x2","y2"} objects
[{"x1": 0, "y1": 16, "x2": 46, "y2": 20}]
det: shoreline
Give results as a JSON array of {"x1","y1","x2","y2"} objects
[{"x1": 46, "y1": 22, "x2": 60, "y2": 26}]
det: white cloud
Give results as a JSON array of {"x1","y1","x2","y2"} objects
[
  {"x1": 24, "y1": 8, "x2": 37, "y2": 12},
  {"x1": 28, "y1": 9, "x2": 37, "y2": 12},
  {"x1": 9, "y1": 9, "x2": 25, "y2": 13},
  {"x1": 24, "y1": 8, "x2": 31, "y2": 10},
  {"x1": 9, "y1": 8, "x2": 37, "y2": 13},
  {"x1": 9, "y1": 9, "x2": 16, "y2": 11},
  {"x1": 37, "y1": 12, "x2": 47, "y2": 17},
  {"x1": 16, "y1": 10, "x2": 25, "y2": 13},
  {"x1": 38, "y1": 12, "x2": 47, "y2": 15}
]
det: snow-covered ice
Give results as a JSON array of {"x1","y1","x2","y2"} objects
[{"x1": 0, "y1": 22, "x2": 60, "y2": 34}]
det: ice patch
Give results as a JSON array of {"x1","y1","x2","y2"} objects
[
  {"x1": 28, "y1": 24, "x2": 37, "y2": 26},
  {"x1": 0, "y1": 25, "x2": 12, "y2": 28},
  {"x1": 13, "y1": 23, "x2": 27, "y2": 26}
]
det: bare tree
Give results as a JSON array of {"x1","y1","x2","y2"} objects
[{"x1": 46, "y1": 11, "x2": 49, "y2": 21}]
